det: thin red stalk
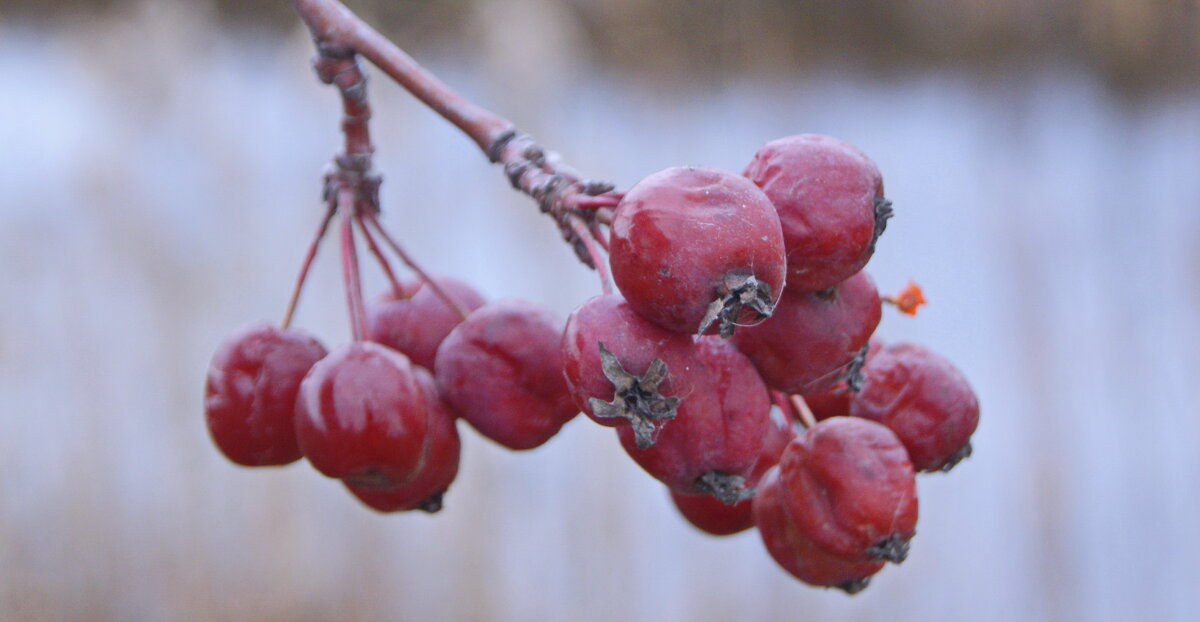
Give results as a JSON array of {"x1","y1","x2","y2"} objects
[
  {"x1": 770, "y1": 390, "x2": 795, "y2": 422},
  {"x1": 567, "y1": 194, "x2": 623, "y2": 210},
  {"x1": 363, "y1": 211, "x2": 469, "y2": 321},
  {"x1": 354, "y1": 212, "x2": 405, "y2": 298},
  {"x1": 281, "y1": 205, "x2": 336, "y2": 329},
  {"x1": 568, "y1": 215, "x2": 612, "y2": 296},
  {"x1": 589, "y1": 222, "x2": 610, "y2": 252},
  {"x1": 288, "y1": 0, "x2": 619, "y2": 270},
  {"x1": 790, "y1": 394, "x2": 818, "y2": 430},
  {"x1": 338, "y1": 193, "x2": 367, "y2": 341}
]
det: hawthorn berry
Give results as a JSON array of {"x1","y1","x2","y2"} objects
[
  {"x1": 608, "y1": 166, "x2": 786, "y2": 336},
  {"x1": 344, "y1": 368, "x2": 461, "y2": 513},
  {"x1": 617, "y1": 335, "x2": 771, "y2": 504},
  {"x1": 802, "y1": 338, "x2": 885, "y2": 421},
  {"x1": 204, "y1": 322, "x2": 328, "y2": 466},
  {"x1": 743, "y1": 134, "x2": 891, "y2": 292},
  {"x1": 294, "y1": 341, "x2": 430, "y2": 489},
  {"x1": 434, "y1": 300, "x2": 577, "y2": 451},
  {"x1": 753, "y1": 465, "x2": 885, "y2": 593},
  {"x1": 561, "y1": 294, "x2": 701, "y2": 448},
  {"x1": 365, "y1": 276, "x2": 485, "y2": 370},
  {"x1": 733, "y1": 270, "x2": 882, "y2": 395},
  {"x1": 774, "y1": 417, "x2": 918, "y2": 565},
  {"x1": 849, "y1": 342, "x2": 980, "y2": 472},
  {"x1": 669, "y1": 405, "x2": 795, "y2": 535}
]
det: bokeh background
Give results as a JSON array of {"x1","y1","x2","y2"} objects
[{"x1": 2, "y1": 0, "x2": 1199, "y2": 620}]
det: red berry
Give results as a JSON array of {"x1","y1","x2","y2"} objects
[
  {"x1": 776, "y1": 417, "x2": 918, "y2": 564},
  {"x1": 753, "y1": 465, "x2": 884, "y2": 593},
  {"x1": 294, "y1": 342, "x2": 429, "y2": 488},
  {"x1": 733, "y1": 270, "x2": 881, "y2": 395},
  {"x1": 803, "y1": 338, "x2": 885, "y2": 421},
  {"x1": 743, "y1": 134, "x2": 890, "y2": 292},
  {"x1": 609, "y1": 166, "x2": 786, "y2": 336},
  {"x1": 617, "y1": 335, "x2": 771, "y2": 504},
  {"x1": 434, "y1": 300, "x2": 577, "y2": 450},
  {"x1": 561, "y1": 294, "x2": 700, "y2": 448},
  {"x1": 344, "y1": 368, "x2": 461, "y2": 513},
  {"x1": 204, "y1": 322, "x2": 327, "y2": 466},
  {"x1": 849, "y1": 342, "x2": 979, "y2": 472},
  {"x1": 669, "y1": 406, "x2": 795, "y2": 535},
  {"x1": 365, "y1": 276, "x2": 485, "y2": 370}
]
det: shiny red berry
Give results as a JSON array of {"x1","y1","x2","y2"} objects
[
  {"x1": 849, "y1": 342, "x2": 980, "y2": 472},
  {"x1": 434, "y1": 300, "x2": 577, "y2": 450},
  {"x1": 776, "y1": 417, "x2": 918, "y2": 564},
  {"x1": 344, "y1": 368, "x2": 461, "y2": 513},
  {"x1": 561, "y1": 294, "x2": 700, "y2": 448},
  {"x1": 365, "y1": 276, "x2": 485, "y2": 370},
  {"x1": 617, "y1": 335, "x2": 771, "y2": 504},
  {"x1": 294, "y1": 342, "x2": 429, "y2": 488},
  {"x1": 669, "y1": 405, "x2": 795, "y2": 535},
  {"x1": 609, "y1": 166, "x2": 786, "y2": 336},
  {"x1": 733, "y1": 270, "x2": 881, "y2": 395},
  {"x1": 204, "y1": 322, "x2": 327, "y2": 466},
  {"x1": 743, "y1": 134, "x2": 891, "y2": 292}
]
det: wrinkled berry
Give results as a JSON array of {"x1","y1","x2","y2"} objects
[
  {"x1": 754, "y1": 465, "x2": 884, "y2": 593},
  {"x1": 345, "y1": 368, "x2": 461, "y2": 512},
  {"x1": 849, "y1": 342, "x2": 979, "y2": 472},
  {"x1": 609, "y1": 166, "x2": 786, "y2": 336},
  {"x1": 617, "y1": 335, "x2": 771, "y2": 504},
  {"x1": 435, "y1": 300, "x2": 577, "y2": 450},
  {"x1": 777, "y1": 417, "x2": 918, "y2": 564},
  {"x1": 204, "y1": 322, "x2": 328, "y2": 466},
  {"x1": 294, "y1": 342, "x2": 429, "y2": 488},
  {"x1": 744, "y1": 134, "x2": 890, "y2": 292},
  {"x1": 366, "y1": 276, "x2": 485, "y2": 370},
  {"x1": 733, "y1": 270, "x2": 881, "y2": 395},
  {"x1": 561, "y1": 294, "x2": 701, "y2": 448},
  {"x1": 669, "y1": 405, "x2": 795, "y2": 535}
]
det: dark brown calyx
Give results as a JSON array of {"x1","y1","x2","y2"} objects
[
  {"x1": 588, "y1": 342, "x2": 680, "y2": 449},
  {"x1": 698, "y1": 273, "x2": 775, "y2": 338},
  {"x1": 843, "y1": 343, "x2": 872, "y2": 393},
  {"x1": 866, "y1": 533, "x2": 911, "y2": 564},
  {"x1": 869, "y1": 196, "x2": 893, "y2": 254},
  {"x1": 837, "y1": 577, "x2": 872, "y2": 595},
  {"x1": 937, "y1": 441, "x2": 973, "y2": 473},
  {"x1": 693, "y1": 470, "x2": 756, "y2": 506},
  {"x1": 417, "y1": 492, "x2": 445, "y2": 514}
]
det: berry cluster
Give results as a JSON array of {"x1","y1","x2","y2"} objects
[{"x1": 205, "y1": 127, "x2": 979, "y2": 594}]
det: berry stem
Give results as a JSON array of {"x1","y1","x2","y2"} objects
[
  {"x1": 568, "y1": 214, "x2": 612, "y2": 296},
  {"x1": 338, "y1": 193, "x2": 368, "y2": 341},
  {"x1": 354, "y1": 212, "x2": 405, "y2": 298},
  {"x1": 789, "y1": 394, "x2": 818, "y2": 430},
  {"x1": 281, "y1": 204, "x2": 336, "y2": 329},
  {"x1": 362, "y1": 210, "x2": 469, "y2": 321},
  {"x1": 287, "y1": 0, "x2": 619, "y2": 270}
]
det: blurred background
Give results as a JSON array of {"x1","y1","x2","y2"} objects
[{"x1": 1, "y1": 0, "x2": 1198, "y2": 620}]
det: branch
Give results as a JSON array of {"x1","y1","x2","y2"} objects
[{"x1": 288, "y1": 0, "x2": 619, "y2": 268}]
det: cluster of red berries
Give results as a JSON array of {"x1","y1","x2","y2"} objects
[{"x1": 205, "y1": 133, "x2": 979, "y2": 594}]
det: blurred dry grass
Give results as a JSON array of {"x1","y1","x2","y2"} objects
[{"x1": 2, "y1": 0, "x2": 1198, "y2": 91}]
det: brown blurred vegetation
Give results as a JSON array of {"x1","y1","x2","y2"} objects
[{"x1": 3, "y1": 0, "x2": 1197, "y2": 91}]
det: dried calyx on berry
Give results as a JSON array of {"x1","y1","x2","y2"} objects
[
  {"x1": 588, "y1": 343, "x2": 680, "y2": 449},
  {"x1": 562, "y1": 294, "x2": 699, "y2": 449}
]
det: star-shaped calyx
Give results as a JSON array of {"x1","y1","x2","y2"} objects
[
  {"x1": 587, "y1": 342, "x2": 680, "y2": 449},
  {"x1": 697, "y1": 273, "x2": 775, "y2": 337},
  {"x1": 693, "y1": 470, "x2": 756, "y2": 506}
]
